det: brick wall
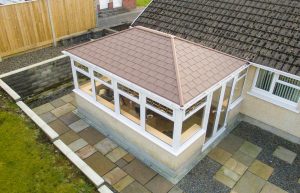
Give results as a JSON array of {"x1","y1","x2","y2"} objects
[
  {"x1": 2, "y1": 56, "x2": 72, "y2": 98},
  {"x1": 123, "y1": 0, "x2": 136, "y2": 10}
]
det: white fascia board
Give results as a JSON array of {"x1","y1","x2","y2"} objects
[
  {"x1": 251, "y1": 62, "x2": 300, "y2": 81},
  {"x1": 63, "y1": 52, "x2": 181, "y2": 110}
]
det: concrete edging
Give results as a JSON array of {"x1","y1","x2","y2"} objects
[{"x1": 0, "y1": 79, "x2": 21, "y2": 101}]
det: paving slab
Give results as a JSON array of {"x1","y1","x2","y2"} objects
[
  {"x1": 248, "y1": 160, "x2": 273, "y2": 180},
  {"x1": 103, "y1": 167, "x2": 127, "y2": 185},
  {"x1": 145, "y1": 175, "x2": 174, "y2": 193},
  {"x1": 39, "y1": 112, "x2": 57, "y2": 123},
  {"x1": 76, "y1": 145, "x2": 97, "y2": 159},
  {"x1": 68, "y1": 138, "x2": 88, "y2": 152},
  {"x1": 168, "y1": 186, "x2": 184, "y2": 193},
  {"x1": 33, "y1": 103, "x2": 55, "y2": 115},
  {"x1": 113, "y1": 175, "x2": 134, "y2": 192},
  {"x1": 123, "y1": 159, "x2": 157, "y2": 185},
  {"x1": 218, "y1": 134, "x2": 245, "y2": 154},
  {"x1": 95, "y1": 138, "x2": 118, "y2": 155},
  {"x1": 59, "y1": 130, "x2": 80, "y2": 145},
  {"x1": 85, "y1": 152, "x2": 116, "y2": 176},
  {"x1": 69, "y1": 119, "x2": 89, "y2": 133},
  {"x1": 51, "y1": 103, "x2": 76, "y2": 117},
  {"x1": 61, "y1": 94, "x2": 74, "y2": 103},
  {"x1": 214, "y1": 166, "x2": 240, "y2": 188},
  {"x1": 59, "y1": 112, "x2": 80, "y2": 125},
  {"x1": 232, "y1": 150, "x2": 255, "y2": 167},
  {"x1": 48, "y1": 119, "x2": 70, "y2": 135},
  {"x1": 208, "y1": 147, "x2": 232, "y2": 165},
  {"x1": 224, "y1": 158, "x2": 247, "y2": 176},
  {"x1": 123, "y1": 153, "x2": 135, "y2": 163},
  {"x1": 260, "y1": 182, "x2": 288, "y2": 193},
  {"x1": 79, "y1": 127, "x2": 105, "y2": 145},
  {"x1": 239, "y1": 141, "x2": 262, "y2": 158},
  {"x1": 121, "y1": 181, "x2": 151, "y2": 193},
  {"x1": 272, "y1": 146, "x2": 297, "y2": 164},
  {"x1": 231, "y1": 171, "x2": 265, "y2": 193},
  {"x1": 50, "y1": 98, "x2": 66, "y2": 108},
  {"x1": 116, "y1": 159, "x2": 128, "y2": 168},
  {"x1": 106, "y1": 147, "x2": 128, "y2": 163}
]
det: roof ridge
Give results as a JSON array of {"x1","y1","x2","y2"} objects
[
  {"x1": 135, "y1": 26, "x2": 174, "y2": 38},
  {"x1": 171, "y1": 36, "x2": 184, "y2": 106}
]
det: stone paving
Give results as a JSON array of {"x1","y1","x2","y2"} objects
[
  {"x1": 33, "y1": 93, "x2": 182, "y2": 193},
  {"x1": 33, "y1": 93, "x2": 299, "y2": 193}
]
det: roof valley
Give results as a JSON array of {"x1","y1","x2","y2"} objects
[{"x1": 171, "y1": 36, "x2": 184, "y2": 107}]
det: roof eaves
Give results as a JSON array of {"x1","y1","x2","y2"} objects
[
  {"x1": 171, "y1": 36, "x2": 184, "y2": 106},
  {"x1": 135, "y1": 26, "x2": 174, "y2": 38}
]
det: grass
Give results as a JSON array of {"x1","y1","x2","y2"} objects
[
  {"x1": 0, "y1": 89, "x2": 96, "y2": 193},
  {"x1": 137, "y1": 0, "x2": 151, "y2": 7}
]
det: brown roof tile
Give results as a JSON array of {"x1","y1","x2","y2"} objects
[{"x1": 65, "y1": 26, "x2": 246, "y2": 106}]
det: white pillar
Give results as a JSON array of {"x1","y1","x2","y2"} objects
[
  {"x1": 140, "y1": 94, "x2": 146, "y2": 131},
  {"x1": 113, "y1": 80, "x2": 120, "y2": 114},
  {"x1": 172, "y1": 108, "x2": 184, "y2": 150}
]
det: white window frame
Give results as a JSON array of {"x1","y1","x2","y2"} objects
[
  {"x1": 229, "y1": 68, "x2": 248, "y2": 109},
  {"x1": 250, "y1": 67, "x2": 300, "y2": 113}
]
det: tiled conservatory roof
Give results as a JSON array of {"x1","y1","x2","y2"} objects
[
  {"x1": 133, "y1": 0, "x2": 300, "y2": 76},
  {"x1": 65, "y1": 26, "x2": 246, "y2": 106}
]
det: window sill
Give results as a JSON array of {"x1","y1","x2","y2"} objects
[{"x1": 247, "y1": 90, "x2": 300, "y2": 114}]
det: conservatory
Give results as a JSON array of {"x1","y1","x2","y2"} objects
[{"x1": 63, "y1": 26, "x2": 248, "y2": 182}]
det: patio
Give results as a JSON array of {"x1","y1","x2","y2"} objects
[{"x1": 33, "y1": 93, "x2": 299, "y2": 193}]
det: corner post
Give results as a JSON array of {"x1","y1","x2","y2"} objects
[{"x1": 172, "y1": 108, "x2": 184, "y2": 150}]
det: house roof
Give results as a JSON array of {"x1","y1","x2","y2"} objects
[
  {"x1": 133, "y1": 0, "x2": 300, "y2": 76},
  {"x1": 65, "y1": 26, "x2": 246, "y2": 106}
]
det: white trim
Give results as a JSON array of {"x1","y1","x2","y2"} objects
[
  {"x1": 251, "y1": 62, "x2": 300, "y2": 81},
  {"x1": 74, "y1": 89, "x2": 205, "y2": 156},
  {"x1": 248, "y1": 89, "x2": 300, "y2": 113},
  {"x1": 212, "y1": 84, "x2": 226, "y2": 136},
  {"x1": 94, "y1": 76, "x2": 113, "y2": 89},
  {"x1": 145, "y1": 103, "x2": 174, "y2": 121},
  {"x1": 74, "y1": 67, "x2": 90, "y2": 77},
  {"x1": 119, "y1": 90, "x2": 139, "y2": 104},
  {"x1": 140, "y1": 93, "x2": 146, "y2": 130},
  {"x1": 229, "y1": 97, "x2": 243, "y2": 110},
  {"x1": 172, "y1": 109, "x2": 184, "y2": 149},
  {"x1": 112, "y1": 80, "x2": 120, "y2": 114},
  {"x1": 184, "y1": 102, "x2": 207, "y2": 120}
]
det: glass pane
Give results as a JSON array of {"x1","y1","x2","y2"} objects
[
  {"x1": 273, "y1": 83, "x2": 300, "y2": 103},
  {"x1": 95, "y1": 80, "x2": 114, "y2": 110},
  {"x1": 255, "y1": 69, "x2": 274, "y2": 91},
  {"x1": 94, "y1": 71, "x2": 111, "y2": 84},
  {"x1": 185, "y1": 97, "x2": 207, "y2": 115},
  {"x1": 77, "y1": 71, "x2": 92, "y2": 96},
  {"x1": 119, "y1": 95, "x2": 140, "y2": 125},
  {"x1": 218, "y1": 79, "x2": 234, "y2": 131},
  {"x1": 118, "y1": 84, "x2": 139, "y2": 98},
  {"x1": 205, "y1": 86, "x2": 222, "y2": 142},
  {"x1": 146, "y1": 98, "x2": 173, "y2": 116},
  {"x1": 238, "y1": 68, "x2": 247, "y2": 78},
  {"x1": 232, "y1": 76, "x2": 246, "y2": 103},
  {"x1": 279, "y1": 75, "x2": 300, "y2": 87},
  {"x1": 182, "y1": 107, "x2": 205, "y2": 143},
  {"x1": 146, "y1": 108, "x2": 174, "y2": 145},
  {"x1": 74, "y1": 61, "x2": 88, "y2": 72}
]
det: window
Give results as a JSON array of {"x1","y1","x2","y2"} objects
[
  {"x1": 182, "y1": 107, "x2": 205, "y2": 143},
  {"x1": 185, "y1": 97, "x2": 207, "y2": 116},
  {"x1": 94, "y1": 71, "x2": 111, "y2": 84},
  {"x1": 118, "y1": 84, "x2": 139, "y2": 98},
  {"x1": 76, "y1": 71, "x2": 92, "y2": 96},
  {"x1": 146, "y1": 98, "x2": 173, "y2": 116},
  {"x1": 119, "y1": 95, "x2": 140, "y2": 125},
  {"x1": 232, "y1": 70, "x2": 247, "y2": 103},
  {"x1": 254, "y1": 69, "x2": 300, "y2": 105},
  {"x1": 95, "y1": 80, "x2": 114, "y2": 110},
  {"x1": 74, "y1": 61, "x2": 88, "y2": 72},
  {"x1": 145, "y1": 108, "x2": 174, "y2": 145}
]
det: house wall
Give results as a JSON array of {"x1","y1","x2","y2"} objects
[
  {"x1": 75, "y1": 93, "x2": 206, "y2": 183},
  {"x1": 240, "y1": 66, "x2": 300, "y2": 140}
]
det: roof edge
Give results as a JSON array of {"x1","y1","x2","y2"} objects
[
  {"x1": 171, "y1": 36, "x2": 184, "y2": 106},
  {"x1": 135, "y1": 26, "x2": 175, "y2": 38}
]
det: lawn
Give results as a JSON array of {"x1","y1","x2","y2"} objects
[
  {"x1": 137, "y1": 0, "x2": 151, "y2": 7},
  {"x1": 0, "y1": 89, "x2": 96, "y2": 193}
]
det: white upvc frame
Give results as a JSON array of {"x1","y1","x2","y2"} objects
[
  {"x1": 229, "y1": 67, "x2": 248, "y2": 110},
  {"x1": 250, "y1": 67, "x2": 300, "y2": 113}
]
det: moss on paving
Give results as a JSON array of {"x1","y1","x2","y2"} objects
[
  {"x1": 0, "y1": 89, "x2": 96, "y2": 193},
  {"x1": 137, "y1": 0, "x2": 151, "y2": 7}
]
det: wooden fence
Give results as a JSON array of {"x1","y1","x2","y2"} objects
[{"x1": 0, "y1": 0, "x2": 96, "y2": 60}]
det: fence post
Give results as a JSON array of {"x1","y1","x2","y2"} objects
[{"x1": 45, "y1": 0, "x2": 57, "y2": 47}]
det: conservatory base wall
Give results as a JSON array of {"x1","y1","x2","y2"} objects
[
  {"x1": 240, "y1": 66, "x2": 300, "y2": 140},
  {"x1": 75, "y1": 93, "x2": 207, "y2": 183}
]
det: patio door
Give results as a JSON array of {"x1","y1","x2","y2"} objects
[
  {"x1": 113, "y1": 0, "x2": 122, "y2": 8},
  {"x1": 203, "y1": 78, "x2": 234, "y2": 148}
]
